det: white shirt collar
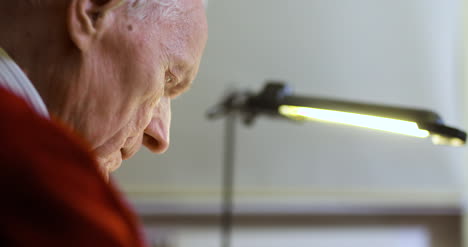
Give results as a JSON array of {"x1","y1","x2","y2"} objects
[{"x1": 0, "y1": 47, "x2": 49, "y2": 118}]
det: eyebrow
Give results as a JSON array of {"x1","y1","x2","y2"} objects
[
  {"x1": 169, "y1": 78, "x2": 193, "y2": 99},
  {"x1": 168, "y1": 53, "x2": 198, "y2": 98}
]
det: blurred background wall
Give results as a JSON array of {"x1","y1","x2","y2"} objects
[
  {"x1": 114, "y1": 0, "x2": 466, "y2": 246},
  {"x1": 462, "y1": 0, "x2": 468, "y2": 245}
]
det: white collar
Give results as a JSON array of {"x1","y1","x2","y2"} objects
[{"x1": 0, "y1": 48, "x2": 49, "y2": 118}]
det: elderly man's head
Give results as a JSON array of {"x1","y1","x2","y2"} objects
[{"x1": 0, "y1": 0, "x2": 208, "y2": 177}]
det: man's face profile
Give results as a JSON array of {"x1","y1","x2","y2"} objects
[
  {"x1": 72, "y1": 0, "x2": 208, "y2": 178},
  {"x1": 0, "y1": 0, "x2": 208, "y2": 179}
]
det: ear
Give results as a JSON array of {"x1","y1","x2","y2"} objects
[{"x1": 67, "y1": 0, "x2": 125, "y2": 52}]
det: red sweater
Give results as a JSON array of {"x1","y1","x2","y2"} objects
[{"x1": 0, "y1": 87, "x2": 146, "y2": 247}]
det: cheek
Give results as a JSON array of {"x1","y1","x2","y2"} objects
[
  {"x1": 125, "y1": 65, "x2": 162, "y2": 101},
  {"x1": 122, "y1": 41, "x2": 165, "y2": 97}
]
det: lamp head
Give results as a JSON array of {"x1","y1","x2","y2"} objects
[{"x1": 208, "y1": 82, "x2": 466, "y2": 147}]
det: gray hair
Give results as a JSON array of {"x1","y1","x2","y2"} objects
[
  {"x1": 19, "y1": 0, "x2": 181, "y2": 19},
  {"x1": 17, "y1": 0, "x2": 207, "y2": 20},
  {"x1": 125, "y1": 0, "x2": 207, "y2": 20},
  {"x1": 126, "y1": 0, "x2": 180, "y2": 20}
]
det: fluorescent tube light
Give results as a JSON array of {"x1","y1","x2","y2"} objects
[{"x1": 279, "y1": 105, "x2": 430, "y2": 138}]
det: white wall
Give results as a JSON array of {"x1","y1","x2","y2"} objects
[
  {"x1": 144, "y1": 225, "x2": 430, "y2": 247},
  {"x1": 460, "y1": 1, "x2": 468, "y2": 246},
  {"x1": 114, "y1": 0, "x2": 465, "y2": 212}
]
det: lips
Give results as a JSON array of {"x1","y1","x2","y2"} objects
[
  {"x1": 120, "y1": 135, "x2": 143, "y2": 160},
  {"x1": 120, "y1": 147, "x2": 136, "y2": 160},
  {"x1": 94, "y1": 135, "x2": 140, "y2": 178}
]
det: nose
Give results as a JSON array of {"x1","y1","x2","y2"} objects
[{"x1": 143, "y1": 97, "x2": 171, "y2": 153}]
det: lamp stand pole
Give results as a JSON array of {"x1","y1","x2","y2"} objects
[{"x1": 221, "y1": 112, "x2": 236, "y2": 247}]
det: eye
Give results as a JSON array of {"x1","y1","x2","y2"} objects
[
  {"x1": 164, "y1": 72, "x2": 181, "y2": 97},
  {"x1": 165, "y1": 72, "x2": 178, "y2": 85}
]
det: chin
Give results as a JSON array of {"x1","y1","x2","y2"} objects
[{"x1": 96, "y1": 151, "x2": 123, "y2": 180}]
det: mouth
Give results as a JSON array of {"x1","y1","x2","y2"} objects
[
  {"x1": 120, "y1": 135, "x2": 143, "y2": 160},
  {"x1": 95, "y1": 136, "x2": 140, "y2": 179},
  {"x1": 120, "y1": 148, "x2": 130, "y2": 160},
  {"x1": 120, "y1": 145, "x2": 140, "y2": 161}
]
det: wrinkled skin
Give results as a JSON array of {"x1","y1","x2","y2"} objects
[{"x1": 0, "y1": 0, "x2": 208, "y2": 179}]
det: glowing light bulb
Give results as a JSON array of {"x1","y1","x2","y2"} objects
[{"x1": 279, "y1": 105, "x2": 430, "y2": 138}]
